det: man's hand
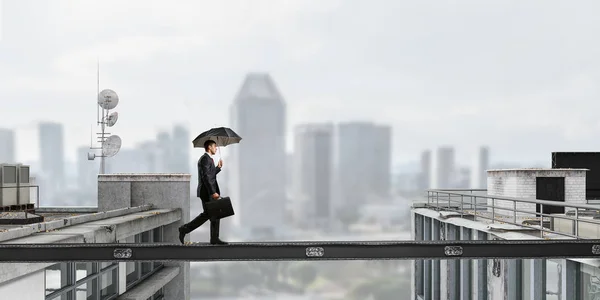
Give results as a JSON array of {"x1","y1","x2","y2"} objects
[
  {"x1": 212, "y1": 193, "x2": 220, "y2": 199},
  {"x1": 218, "y1": 159, "x2": 223, "y2": 168}
]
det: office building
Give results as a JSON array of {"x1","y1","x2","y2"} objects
[
  {"x1": 420, "y1": 150, "x2": 431, "y2": 190},
  {"x1": 292, "y1": 123, "x2": 334, "y2": 228},
  {"x1": 0, "y1": 128, "x2": 15, "y2": 163},
  {"x1": 171, "y1": 125, "x2": 190, "y2": 174},
  {"x1": 412, "y1": 156, "x2": 596, "y2": 299},
  {"x1": 38, "y1": 122, "x2": 66, "y2": 204},
  {"x1": 76, "y1": 146, "x2": 98, "y2": 196},
  {"x1": 229, "y1": 73, "x2": 287, "y2": 237},
  {"x1": 337, "y1": 122, "x2": 392, "y2": 206},
  {"x1": 471, "y1": 146, "x2": 489, "y2": 189},
  {"x1": 429, "y1": 146, "x2": 455, "y2": 189},
  {"x1": 0, "y1": 172, "x2": 192, "y2": 299}
]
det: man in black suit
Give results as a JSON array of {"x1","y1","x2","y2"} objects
[{"x1": 178, "y1": 140, "x2": 227, "y2": 245}]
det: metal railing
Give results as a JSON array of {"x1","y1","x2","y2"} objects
[
  {"x1": 425, "y1": 189, "x2": 600, "y2": 239},
  {"x1": 0, "y1": 184, "x2": 40, "y2": 210}
]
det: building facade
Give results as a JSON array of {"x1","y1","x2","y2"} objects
[
  {"x1": 0, "y1": 128, "x2": 15, "y2": 164},
  {"x1": 0, "y1": 173, "x2": 191, "y2": 300},
  {"x1": 292, "y1": 123, "x2": 334, "y2": 228},
  {"x1": 229, "y1": 73, "x2": 287, "y2": 237},
  {"x1": 336, "y1": 122, "x2": 393, "y2": 207},
  {"x1": 412, "y1": 167, "x2": 599, "y2": 300},
  {"x1": 38, "y1": 122, "x2": 66, "y2": 204}
]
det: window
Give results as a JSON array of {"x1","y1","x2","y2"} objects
[
  {"x1": 522, "y1": 259, "x2": 531, "y2": 300},
  {"x1": 45, "y1": 262, "x2": 124, "y2": 300},
  {"x1": 100, "y1": 267, "x2": 118, "y2": 299},
  {"x1": 75, "y1": 263, "x2": 93, "y2": 282},
  {"x1": 153, "y1": 227, "x2": 163, "y2": 243},
  {"x1": 45, "y1": 263, "x2": 70, "y2": 295},
  {"x1": 546, "y1": 259, "x2": 562, "y2": 300},
  {"x1": 75, "y1": 279, "x2": 98, "y2": 300}
]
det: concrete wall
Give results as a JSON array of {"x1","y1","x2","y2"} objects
[
  {"x1": 0, "y1": 269, "x2": 45, "y2": 300},
  {"x1": 98, "y1": 173, "x2": 190, "y2": 300},
  {"x1": 487, "y1": 169, "x2": 587, "y2": 216}
]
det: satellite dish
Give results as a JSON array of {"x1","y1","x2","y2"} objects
[
  {"x1": 87, "y1": 152, "x2": 96, "y2": 160},
  {"x1": 107, "y1": 112, "x2": 119, "y2": 127},
  {"x1": 98, "y1": 89, "x2": 119, "y2": 110},
  {"x1": 102, "y1": 135, "x2": 122, "y2": 157}
]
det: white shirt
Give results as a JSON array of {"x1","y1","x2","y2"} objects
[{"x1": 206, "y1": 152, "x2": 219, "y2": 167}]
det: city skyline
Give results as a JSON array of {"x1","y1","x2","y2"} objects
[{"x1": 3, "y1": 1, "x2": 600, "y2": 165}]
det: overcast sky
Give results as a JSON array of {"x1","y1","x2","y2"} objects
[{"x1": 1, "y1": 0, "x2": 600, "y2": 166}]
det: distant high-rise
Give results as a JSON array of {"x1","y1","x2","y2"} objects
[
  {"x1": 156, "y1": 131, "x2": 171, "y2": 172},
  {"x1": 471, "y1": 146, "x2": 489, "y2": 189},
  {"x1": 430, "y1": 147, "x2": 455, "y2": 189},
  {"x1": 229, "y1": 73, "x2": 287, "y2": 237},
  {"x1": 171, "y1": 125, "x2": 190, "y2": 174},
  {"x1": 292, "y1": 123, "x2": 334, "y2": 228},
  {"x1": 372, "y1": 125, "x2": 392, "y2": 196},
  {"x1": 76, "y1": 146, "x2": 96, "y2": 190},
  {"x1": 137, "y1": 141, "x2": 161, "y2": 173},
  {"x1": 38, "y1": 122, "x2": 65, "y2": 203},
  {"x1": 108, "y1": 148, "x2": 144, "y2": 173},
  {"x1": 0, "y1": 128, "x2": 15, "y2": 163},
  {"x1": 420, "y1": 150, "x2": 431, "y2": 190},
  {"x1": 337, "y1": 122, "x2": 392, "y2": 206}
]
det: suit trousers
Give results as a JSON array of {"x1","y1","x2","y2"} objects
[{"x1": 183, "y1": 197, "x2": 220, "y2": 240}]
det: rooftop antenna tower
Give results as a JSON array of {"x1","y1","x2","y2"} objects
[{"x1": 88, "y1": 60, "x2": 122, "y2": 173}]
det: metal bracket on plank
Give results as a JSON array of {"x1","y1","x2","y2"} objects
[
  {"x1": 444, "y1": 246, "x2": 463, "y2": 256},
  {"x1": 113, "y1": 248, "x2": 132, "y2": 259},
  {"x1": 305, "y1": 247, "x2": 324, "y2": 257}
]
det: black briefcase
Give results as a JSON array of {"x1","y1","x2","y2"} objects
[{"x1": 205, "y1": 197, "x2": 235, "y2": 219}]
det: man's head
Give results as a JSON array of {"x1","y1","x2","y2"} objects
[{"x1": 204, "y1": 140, "x2": 217, "y2": 155}]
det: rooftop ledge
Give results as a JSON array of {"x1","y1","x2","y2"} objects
[
  {"x1": 487, "y1": 168, "x2": 589, "y2": 172},
  {"x1": 98, "y1": 173, "x2": 191, "y2": 182}
]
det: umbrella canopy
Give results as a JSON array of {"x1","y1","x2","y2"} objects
[{"x1": 192, "y1": 127, "x2": 242, "y2": 148}]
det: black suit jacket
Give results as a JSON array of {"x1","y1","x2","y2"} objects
[{"x1": 196, "y1": 153, "x2": 221, "y2": 201}]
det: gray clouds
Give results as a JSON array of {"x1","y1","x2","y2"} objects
[{"x1": 1, "y1": 0, "x2": 600, "y2": 164}]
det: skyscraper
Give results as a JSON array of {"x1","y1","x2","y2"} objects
[
  {"x1": 38, "y1": 122, "x2": 65, "y2": 204},
  {"x1": 292, "y1": 123, "x2": 334, "y2": 228},
  {"x1": 155, "y1": 131, "x2": 171, "y2": 172},
  {"x1": 229, "y1": 73, "x2": 287, "y2": 237},
  {"x1": 430, "y1": 146, "x2": 455, "y2": 189},
  {"x1": 372, "y1": 125, "x2": 392, "y2": 196},
  {"x1": 336, "y1": 122, "x2": 392, "y2": 206},
  {"x1": 76, "y1": 146, "x2": 97, "y2": 190},
  {"x1": 420, "y1": 150, "x2": 431, "y2": 190},
  {"x1": 471, "y1": 146, "x2": 489, "y2": 189},
  {"x1": 171, "y1": 125, "x2": 190, "y2": 174},
  {"x1": 0, "y1": 128, "x2": 15, "y2": 163}
]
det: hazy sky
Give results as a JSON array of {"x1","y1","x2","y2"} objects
[{"x1": 1, "y1": 0, "x2": 600, "y2": 166}]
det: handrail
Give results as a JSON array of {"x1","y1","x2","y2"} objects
[
  {"x1": 424, "y1": 189, "x2": 600, "y2": 240},
  {"x1": 427, "y1": 189, "x2": 600, "y2": 211}
]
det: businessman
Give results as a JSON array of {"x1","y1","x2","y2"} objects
[{"x1": 179, "y1": 140, "x2": 227, "y2": 245}]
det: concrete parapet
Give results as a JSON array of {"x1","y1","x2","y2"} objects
[{"x1": 98, "y1": 173, "x2": 190, "y2": 300}]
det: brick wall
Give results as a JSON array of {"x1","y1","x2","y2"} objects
[{"x1": 487, "y1": 169, "x2": 587, "y2": 216}]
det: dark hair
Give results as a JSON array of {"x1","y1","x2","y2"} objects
[{"x1": 204, "y1": 140, "x2": 216, "y2": 151}]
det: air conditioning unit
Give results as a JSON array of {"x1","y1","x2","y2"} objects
[
  {"x1": 0, "y1": 164, "x2": 19, "y2": 207},
  {"x1": 17, "y1": 164, "x2": 31, "y2": 205}
]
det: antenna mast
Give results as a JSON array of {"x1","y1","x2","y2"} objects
[{"x1": 88, "y1": 61, "x2": 122, "y2": 172}]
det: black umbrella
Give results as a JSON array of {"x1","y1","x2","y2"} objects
[{"x1": 192, "y1": 127, "x2": 242, "y2": 150}]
